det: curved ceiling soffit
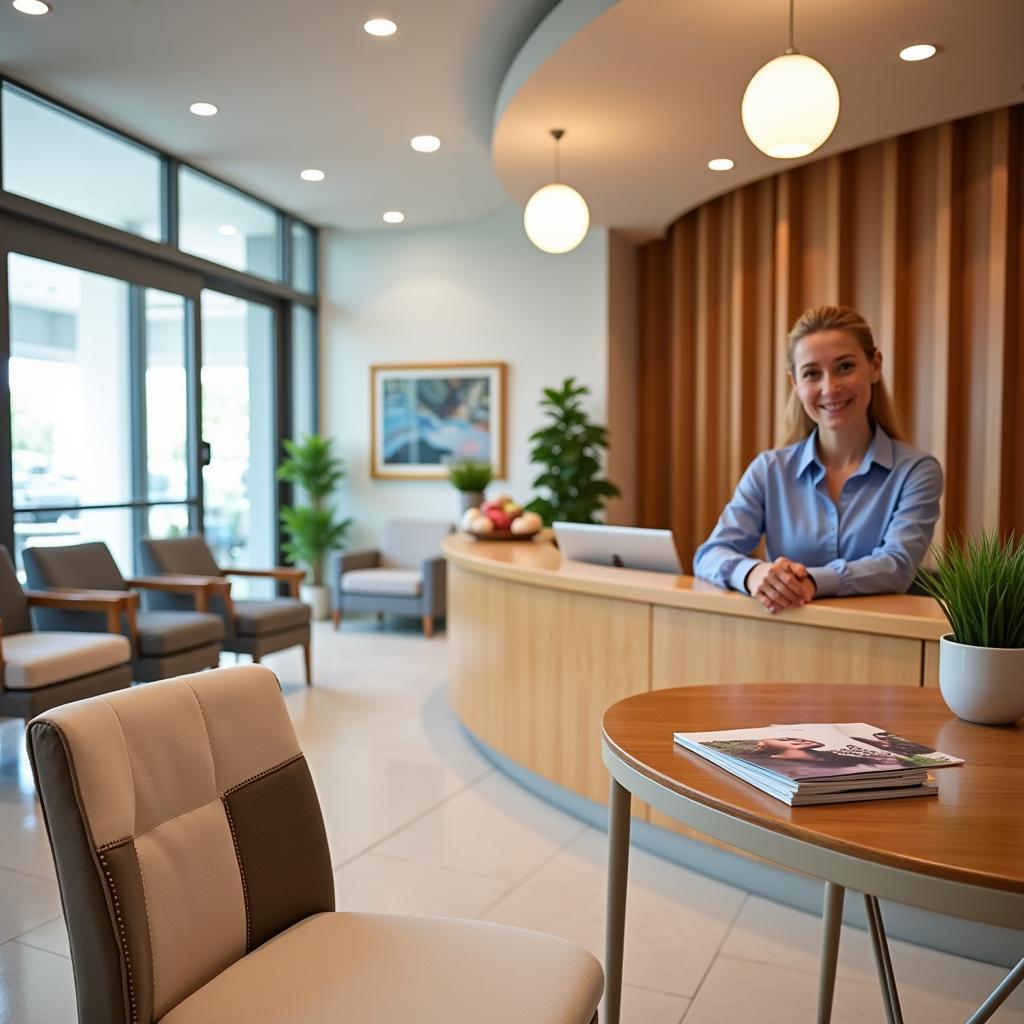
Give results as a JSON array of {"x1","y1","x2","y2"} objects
[{"x1": 491, "y1": 0, "x2": 1024, "y2": 242}]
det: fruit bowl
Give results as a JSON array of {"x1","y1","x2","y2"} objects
[{"x1": 461, "y1": 495, "x2": 543, "y2": 541}]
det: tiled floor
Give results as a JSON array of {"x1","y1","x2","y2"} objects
[{"x1": 0, "y1": 619, "x2": 1021, "y2": 1023}]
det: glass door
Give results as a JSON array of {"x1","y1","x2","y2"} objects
[{"x1": 199, "y1": 290, "x2": 276, "y2": 590}]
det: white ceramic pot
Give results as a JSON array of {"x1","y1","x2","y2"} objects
[
  {"x1": 938, "y1": 634, "x2": 1024, "y2": 725},
  {"x1": 459, "y1": 490, "x2": 485, "y2": 514},
  {"x1": 300, "y1": 583, "x2": 330, "y2": 621}
]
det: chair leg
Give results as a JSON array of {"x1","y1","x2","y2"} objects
[
  {"x1": 252, "y1": 654, "x2": 260, "y2": 664},
  {"x1": 303, "y1": 642, "x2": 312, "y2": 687},
  {"x1": 422, "y1": 615, "x2": 434, "y2": 638},
  {"x1": 332, "y1": 608, "x2": 342, "y2": 630}
]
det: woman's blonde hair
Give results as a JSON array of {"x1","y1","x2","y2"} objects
[{"x1": 782, "y1": 305, "x2": 904, "y2": 445}]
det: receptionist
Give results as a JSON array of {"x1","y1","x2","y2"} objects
[{"x1": 693, "y1": 305, "x2": 943, "y2": 614}]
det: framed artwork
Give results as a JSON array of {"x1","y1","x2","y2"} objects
[{"x1": 370, "y1": 361, "x2": 507, "y2": 479}]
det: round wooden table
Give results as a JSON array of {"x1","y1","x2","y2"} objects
[{"x1": 601, "y1": 685, "x2": 1024, "y2": 1024}]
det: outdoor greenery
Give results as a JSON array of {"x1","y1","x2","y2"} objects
[
  {"x1": 277, "y1": 435, "x2": 351, "y2": 586},
  {"x1": 525, "y1": 377, "x2": 619, "y2": 526},
  {"x1": 914, "y1": 532, "x2": 1024, "y2": 648},
  {"x1": 446, "y1": 458, "x2": 494, "y2": 492}
]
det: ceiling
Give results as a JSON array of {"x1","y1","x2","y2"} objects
[
  {"x1": 1, "y1": 0, "x2": 1021, "y2": 241},
  {"x1": 0, "y1": 0, "x2": 559, "y2": 232},
  {"x1": 493, "y1": 0, "x2": 1024, "y2": 240}
]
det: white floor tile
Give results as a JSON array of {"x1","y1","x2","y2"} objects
[
  {"x1": 0, "y1": 868, "x2": 61, "y2": 946},
  {"x1": 0, "y1": 941, "x2": 77, "y2": 1024},
  {"x1": 620, "y1": 984, "x2": 690, "y2": 1024},
  {"x1": 13, "y1": 916, "x2": 70, "y2": 959}
]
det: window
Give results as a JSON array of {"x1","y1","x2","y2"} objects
[
  {"x1": 291, "y1": 304, "x2": 317, "y2": 439},
  {"x1": 179, "y1": 168, "x2": 280, "y2": 280},
  {"x1": 290, "y1": 221, "x2": 316, "y2": 293},
  {"x1": 1, "y1": 84, "x2": 162, "y2": 240}
]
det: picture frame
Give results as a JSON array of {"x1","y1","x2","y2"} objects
[{"x1": 370, "y1": 361, "x2": 507, "y2": 479}]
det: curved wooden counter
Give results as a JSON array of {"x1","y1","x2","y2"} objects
[{"x1": 444, "y1": 533, "x2": 948, "y2": 820}]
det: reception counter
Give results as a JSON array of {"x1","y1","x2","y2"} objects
[{"x1": 443, "y1": 533, "x2": 947, "y2": 819}]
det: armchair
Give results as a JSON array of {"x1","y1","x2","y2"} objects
[
  {"x1": 0, "y1": 547, "x2": 132, "y2": 722},
  {"x1": 328, "y1": 519, "x2": 453, "y2": 637},
  {"x1": 28, "y1": 664, "x2": 603, "y2": 1023},
  {"x1": 138, "y1": 535, "x2": 312, "y2": 685},
  {"x1": 22, "y1": 542, "x2": 224, "y2": 682}
]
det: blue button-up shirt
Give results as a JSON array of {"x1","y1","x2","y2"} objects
[{"x1": 693, "y1": 427, "x2": 943, "y2": 597}]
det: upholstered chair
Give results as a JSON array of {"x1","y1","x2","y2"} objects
[
  {"x1": 28, "y1": 664, "x2": 603, "y2": 1024},
  {"x1": 22, "y1": 542, "x2": 224, "y2": 682},
  {"x1": 137, "y1": 535, "x2": 312, "y2": 685},
  {"x1": 328, "y1": 519, "x2": 453, "y2": 637},
  {"x1": 0, "y1": 547, "x2": 133, "y2": 722}
]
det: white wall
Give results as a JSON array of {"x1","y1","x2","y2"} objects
[{"x1": 322, "y1": 203, "x2": 609, "y2": 547}]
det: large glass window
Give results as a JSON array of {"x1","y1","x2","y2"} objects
[
  {"x1": 1, "y1": 84, "x2": 162, "y2": 241},
  {"x1": 200, "y1": 291, "x2": 276, "y2": 582},
  {"x1": 179, "y1": 169, "x2": 280, "y2": 280},
  {"x1": 290, "y1": 221, "x2": 316, "y2": 294},
  {"x1": 290, "y1": 304, "x2": 317, "y2": 439}
]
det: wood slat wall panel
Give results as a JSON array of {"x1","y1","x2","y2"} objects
[{"x1": 635, "y1": 104, "x2": 1023, "y2": 568}]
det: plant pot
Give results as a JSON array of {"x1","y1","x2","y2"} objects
[
  {"x1": 458, "y1": 490, "x2": 484, "y2": 514},
  {"x1": 300, "y1": 583, "x2": 330, "y2": 621},
  {"x1": 938, "y1": 634, "x2": 1024, "y2": 725}
]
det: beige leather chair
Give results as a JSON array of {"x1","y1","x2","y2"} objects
[
  {"x1": 0, "y1": 547, "x2": 133, "y2": 722},
  {"x1": 28, "y1": 665, "x2": 603, "y2": 1024}
]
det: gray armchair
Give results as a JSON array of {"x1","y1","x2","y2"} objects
[
  {"x1": 137, "y1": 535, "x2": 312, "y2": 685},
  {"x1": 22, "y1": 542, "x2": 224, "y2": 682},
  {"x1": 329, "y1": 520, "x2": 453, "y2": 637},
  {"x1": 0, "y1": 547, "x2": 133, "y2": 721}
]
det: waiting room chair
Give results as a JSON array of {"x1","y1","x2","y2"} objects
[
  {"x1": 329, "y1": 519, "x2": 453, "y2": 637},
  {"x1": 23, "y1": 542, "x2": 224, "y2": 682},
  {"x1": 27, "y1": 664, "x2": 603, "y2": 1024},
  {"x1": 0, "y1": 547, "x2": 133, "y2": 722},
  {"x1": 138, "y1": 534, "x2": 312, "y2": 685}
]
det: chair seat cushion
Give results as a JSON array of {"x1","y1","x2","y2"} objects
[
  {"x1": 159, "y1": 911, "x2": 602, "y2": 1024},
  {"x1": 136, "y1": 611, "x2": 224, "y2": 656},
  {"x1": 341, "y1": 568, "x2": 422, "y2": 597},
  {"x1": 233, "y1": 599, "x2": 311, "y2": 636},
  {"x1": 2, "y1": 631, "x2": 132, "y2": 690}
]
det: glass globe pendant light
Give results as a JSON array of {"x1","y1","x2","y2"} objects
[
  {"x1": 523, "y1": 129, "x2": 590, "y2": 254},
  {"x1": 741, "y1": 0, "x2": 839, "y2": 159}
]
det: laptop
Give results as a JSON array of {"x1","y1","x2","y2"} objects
[{"x1": 552, "y1": 522, "x2": 682, "y2": 574}]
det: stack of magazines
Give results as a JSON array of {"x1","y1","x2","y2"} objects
[{"x1": 672, "y1": 722, "x2": 963, "y2": 806}]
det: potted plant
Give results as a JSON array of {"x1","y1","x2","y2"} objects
[
  {"x1": 915, "y1": 532, "x2": 1024, "y2": 724},
  {"x1": 525, "y1": 377, "x2": 620, "y2": 526},
  {"x1": 277, "y1": 434, "x2": 352, "y2": 620},
  {"x1": 446, "y1": 458, "x2": 494, "y2": 513}
]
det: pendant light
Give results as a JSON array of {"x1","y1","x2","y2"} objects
[
  {"x1": 523, "y1": 129, "x2": 590, "y2": 254},
  {"x1": 741, "y1": 0, "x2": 839, "y2": 159}
]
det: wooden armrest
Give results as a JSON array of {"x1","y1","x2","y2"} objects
[
  {"x1": 26, "y1": 589, "x2": 139, "y2": 643},
  {"x1": 223, "y1": 566, "x2": 305, "y2": 597},
  {"x1": 125, "y1": 575, "x2": 228, "y2": 613}
]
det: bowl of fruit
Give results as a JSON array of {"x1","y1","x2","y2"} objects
[{"x1": 461, "y1": 495, "x2": 543, "y2": 540}]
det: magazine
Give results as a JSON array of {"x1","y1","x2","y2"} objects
[{"x1": 672, "y1": 722, "x2": 962, "y2": 806}]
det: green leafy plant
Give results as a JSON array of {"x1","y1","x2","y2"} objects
[
  {"x1": 525, "y1": 377, "x2": 620, "y2": 526},
  {"x1": 277, "y1": 435, "x2": 352, "y2": 586},
  {"x1": 446, "y1": 459, "x2": 494, "y2": 492},
  {"x1": 914, "y1": 532, "x2": 1024, "y2": 648}
]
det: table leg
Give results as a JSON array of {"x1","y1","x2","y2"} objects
[
  {"x1": 603, "y1": 778, "x2": 632, "y2": 1024},
  {"x1": 864, "y1": 895, "x2": 903, "y2": 1024},
  {"x1": 817, "y1": 881, "x2": 845, "y2": 1024},
  {"x1": 965, "y1": 956, "x2": 1024, "y2": 1024}
]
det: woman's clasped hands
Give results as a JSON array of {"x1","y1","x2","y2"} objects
[{"x1": 746, "y1": 557, "x2": 816, "y2": 614}]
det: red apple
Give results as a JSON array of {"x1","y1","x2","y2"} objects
[{"x1": 485, "y1": 507, "x2": 512, "y2": 530}]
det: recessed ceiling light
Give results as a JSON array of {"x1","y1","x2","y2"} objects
[
  {"x1": 189, "y1": 102, "x2": 218, "y2": 117},
  {"x1": 364, "y1": 17, "x2": 397, "y2": 36},
  {"x1": 218, "y1": 224, "x2": 238, "y2": 237},
  {"x1": 708, "y1": 158, "x2": 735, "y2": 171},
  {"x1": 899, "y1": 43, "x2": 937, "y2": 62},
  {"x1": 410, "y1": 135, "x2": 441, "y2": 153},
  {"x1": 300, "y1": 168, "x2": 326, "y2": 182},
  {"x1": 12, "y1": 0, "x2": 50, "y2": 14},
  {"x1": 382, "y1": 211, "x2": 405, "y2": 224}
]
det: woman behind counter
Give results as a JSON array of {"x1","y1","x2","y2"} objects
[{"x1": 693, "y1": 305, "x2": 943, "y2": 614}]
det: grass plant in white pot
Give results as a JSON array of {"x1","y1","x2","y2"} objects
[{"x1": 915, "y1": 532, "x2": 1024, "y2": 725}]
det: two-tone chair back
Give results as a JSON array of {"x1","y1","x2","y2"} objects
[
  {"x1": 137, "y1": 535, "x2": 225, "y2": 615},
  {"x1": 28, "y1": 665, "x2": 333, "y2": 1024}
]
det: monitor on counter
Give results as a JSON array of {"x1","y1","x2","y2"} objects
[{"x1": 552, "y1": 522, "x2": 682, "y2": 575}]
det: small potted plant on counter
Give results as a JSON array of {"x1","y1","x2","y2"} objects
[
  {"x1": 277, "y1": 434, "x2": 352, "y2": 620},
  {"x1": 447, "y1": 458, "x2": 494, "y2": 514},
  {"x1": 915, "y1": 531, "x2": 1024, "y2": 725}
]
